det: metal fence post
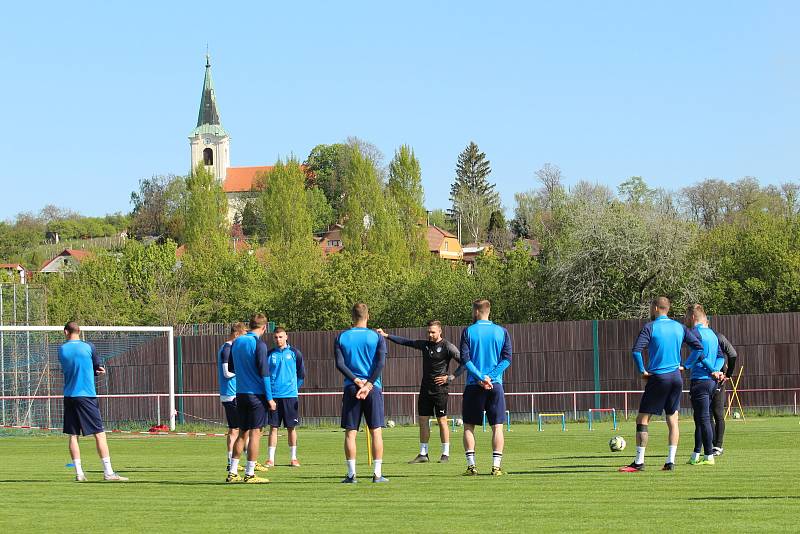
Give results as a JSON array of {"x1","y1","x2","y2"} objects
[{"x1": 176, "y1": 336, "x2": 184, "y2": 424}]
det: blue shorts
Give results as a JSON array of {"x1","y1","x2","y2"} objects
[
  {"x1": 236, "y1": 393, "x2": 268, "y2": 431},
  {"x1": 462, "y1": 383, "x2": 506, "y2": 426},
  {"x1": 340, "y1": 385, "x2": 384, "y2": 430},
  {"x1": 639, "y1": 370, "x2": 683, "y2": 416},
  {"x1": 63, "y1": 397, "x2": 104, "y2": 436},
  {"x1": 221, "y1": 400, "x2": 239, "y2": 429},
  {"x1": 268, "y1": 397, "x2": 300, "y2": 428}
]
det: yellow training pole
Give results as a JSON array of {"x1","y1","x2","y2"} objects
[{"x1": 366, "y1": 429, "x2": 373, "y2": 465}]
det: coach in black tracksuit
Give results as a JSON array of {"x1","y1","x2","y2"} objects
[
  {"x1": 710, "y1": 330, "x2": 738, "y2": 455},
  {"x1": 377, "y1": 320, "x2": 464, "y2": 463}
]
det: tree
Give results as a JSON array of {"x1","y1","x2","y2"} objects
[
  {"x1": 387, "y1": 145, "x2": 427, "y2": 260},
  {"x1": 449, "y1": 142, "x2": 500, "y2": 242},
  {"x1": 487, "y1": 210, "x2": 510, "y2": 251},
  {"x1": 341, "y1": 147, "x2": 409, "y2": 267},
  {"x1": 427, "y1": 209, "x2": 454, "y2": 233},
  {"x1": 129, "y1": 175, "x2": 187, "y2": 240},
  {"x1": 184, "y1": 164, "x2": 228, "y2": 248},
  {"x1": 306, "y1": 187, "x2": 335, "y2": 234},
  {"x1": 618, "y1": 176, "x2": 656, "y2": 205},
  {"x1": 257, "y1": 159, "x2": 314, "y2": 247},
  {"x1": 304, "y1": 143, "x2": 349, "y2": 214}
]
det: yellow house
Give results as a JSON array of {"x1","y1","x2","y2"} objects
[{"x1": 426, "y1": 225, "x2": 463, "y2": 261}]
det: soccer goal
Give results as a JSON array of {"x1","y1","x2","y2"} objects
[{"x1": 0, "y1": 326, "x2": 175, "y2": 431}]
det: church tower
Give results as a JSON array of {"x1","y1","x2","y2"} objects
[{"x1": 189, "y1": 54, "x2": 230, "y2": 181}]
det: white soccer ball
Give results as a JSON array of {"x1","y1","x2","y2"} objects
[
  {"x1": 609, "y1": 435, "x2": 626, "y2": 452},
  {"x1": 455, "y1": 418, "x2": 464, "y2": 427},
  {"x1": 733, "y1": 411, "x2": 741, "y2": 419},
  {"x1": 386, "y1": 420, "x2": 396, "y2": 428}
]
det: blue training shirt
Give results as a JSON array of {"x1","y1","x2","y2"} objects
[
  {"x1": 459, "y1": 320, "x2": 513, "y2": 386},
  {"x1": 686, "y1": 324, "x2": 724, "y2": 381},
  {"x1": 59, "y1": 340, "x2": 101, "y2": 397},
  {"x1": 631, "y1": 315, "x2": 704, "y2": 374},
  {"x1": 268, "y1": 345, "x2": 305, "y2": 398},
  {"x1": 217, "y1": 341, "x2": 236, "y2": 397},
  {"x1": 335, "y1": 328, "x2": 387, "y2": 389},
  {"x1": 230, "y1": 332, "x2": 272, "y2": 399}
]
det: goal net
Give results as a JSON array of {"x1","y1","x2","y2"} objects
[{"x1": 0, "y1": 326, "x2": 175, "y2": 431}]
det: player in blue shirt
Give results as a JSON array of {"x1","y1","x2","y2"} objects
[
  {"x1": 226, "y1": 314, "x2": 274, "y2": 484},
  {"x1": 620, "y1": 297, "x2": 705, "y2": 473},
  {"x1": 58, "y1": 321, "x2": 127, "y2": 482},
  {"x1": 218, "y1": 322, "x2": 246, "y2": 472},
  {"x1": 684, "y1": 304, "x2": 725, "y2": 466},
  {"x1": 460, "y1": 299, "x2": 512, "y2": 477},
  {"x1": 265, "y1": 327, "x2": 305, "y2": 468},
  {"x1": 335, "y1": 303, "x2": 388, "y2": 483}
]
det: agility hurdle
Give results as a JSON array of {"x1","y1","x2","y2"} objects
[
  {"x1": 482, "y1": 410, "x2": 511, "y2": 432},
  {"x1": 538, "y1": 413, "x2": 566, "y2": 432},
  {"x1": 588, "y1": 408, "x2": 617, "y2": 431}
]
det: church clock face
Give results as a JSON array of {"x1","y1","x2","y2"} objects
[{"x1": 204, "y1": 137, "x2": 212, "y2": 145}]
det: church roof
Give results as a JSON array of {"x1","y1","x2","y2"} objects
[
  {"x1": 190, "y1": 54, "x2": 228, "y2": 138},
  {"x1": 223, "y1": 166, "x2": 274, "y2": 193}
]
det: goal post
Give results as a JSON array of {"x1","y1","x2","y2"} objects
[{"x1": 0, "y1": 325, "x2": 176, "y2": 431}]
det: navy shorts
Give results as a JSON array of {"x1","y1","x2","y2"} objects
[
  {"x1": 63, "y1": 397, "x2": 104, "y2": 436},
  {"x1": 236, "y1": 393, "x2": 268, "y2": 431},
  {"x1": 462, "y1": 383, "x2": 506, "y2": 426},
  {"x1": 222, "y1": 400, "x2": 239, "y2": 429},
  {"x1": 340, "y1": 385, "x2": 384, "y2": 430},
  {"x1": 639, "y1": 370, "x2": 683, "y2": 416},
  {"x1": 268, "y1": 397, "x2": 300, "y2": 428}
]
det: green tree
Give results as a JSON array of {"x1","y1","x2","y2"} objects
[
  {"x1": 449, "y1": 142, "x2": 500, "y2": 243},
  {"x1": 257, "y1": 159, "x2": 314, "y2": 246},
  {"x1": 184, "y1": 164, "x2": 228, "y2": 248},
  {"x1": 304, "y1": 143, "x2": 349, "y2": 214},
  {"x1": 129, "y1": 175, "x2": 187, "y2": 240},
  {"x1": 618, "y1": 176, "x2": 656, "y2": 205},
  {"x1": 387, "y1": 145, "x2": 427, "y2": 260},
  {"x1": 341, "y1": 147, "x2": 409, "y2": 268},
  {"x1": 306, "y1": 186, "x2": 335, "y2": 234}
]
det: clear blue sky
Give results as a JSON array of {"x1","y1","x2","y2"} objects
[{"x1": 2, "y1": 1, "x2": 799, "y2": 220}]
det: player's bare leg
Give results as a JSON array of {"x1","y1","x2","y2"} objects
[
  {"x1": 664, "y1": 412, "x2": 679, "y2": 469},
  {"x1": 68, "y1": 434, "x2": 86, "y2": 481},
  {"x1": 490, "y1": 424, "x2": 505, "y2": 475},
  {"x1": 227, "y1": 427, "x2": 239, "y2": 468},
  {"x1": 287, "y1": 427, "x2": 299, "y2": 466},
  {"x1": 267, "y1": 426, "x2": 278, "y2": 466},
  {"x1": 343, "y1": 429, "x2": 358, "y2": 481},
  {"x1": 410, "y1": 416, "x2": 431, "y2": 463},
  {"x1": 463, "y1": 424, "x2": 477, "y2": 475},
  {"x1": 369, "y1": 427, "x2": 387, "y2": 482},
  {"x1": 92, "y1": 431, "x2": 126, "y2": 481},
  {"x1": 437, "y1": 415, "x2": 450, "y2": 461}
]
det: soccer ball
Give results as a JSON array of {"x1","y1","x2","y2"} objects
[
  {"x1": 386, "y1": 420, "x2": 396, "y2": 428},
  {"x1": 733, "y1": 411, "x2": 741, "y2": 419},
  {"x1": 609, "y1": 436, "x2": 626, "y2": 452},
  {"x1": 455, "y1": 418, "x2": 464, "y2": 427}
]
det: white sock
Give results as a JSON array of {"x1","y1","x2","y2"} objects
[
  {"x1": 705, "y1": 454, "x2": 714, "y2": 461},
  {"x1": 346, "y1": 459, "x2": 356, "y2": 477},
  {"x1": 73, "y1": 459, "x2": 84, "y2": 477},
  {"x1": 667, "y1": 445, "x2": 677, "y2": 464},
  {"x1": 245, "y1": 461, "x2": 256, "y2": 476},
  {"x1": 691, "y1": 452, "x2": 701, "y2": 461},
  {"x1": 289, "y1": 446, "x2": 297, "y2": 461},
  {"x1": 229, "y1": 458, "x2": 240, "y2": 474},
  {"x1": 227, "y1": 451, "x2": 233, "y2": 463},
  {"x1": 465, "y1": 450, "x2": 476, "y2": 466},
  {"x1": 442, "y1": 442, "x2": 450, "y2": 456},
  {"x1": 373, "y1": 459, "x2": 382, "y2": 478},
  {"x1": 634, "y1": 446, "x2": 646, "y2": 464},
  {"x1": 101, "y1": 457, "x2": 114, "y2": 476},
  {"x1": 420, "y1": 442, "x2": 429, "y2": 455},
  {"x1": 268, "y1": 447, "x2": 276, "y2": 462},
  {"x1": 492, "y1": 451, "x2": 502, "y2": 468}
]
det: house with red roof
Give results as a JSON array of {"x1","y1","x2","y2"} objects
[{"x1": 39, "y1": 249, "x2": 93, "y2": 274}]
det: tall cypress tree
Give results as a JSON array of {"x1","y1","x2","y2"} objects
[
  {"x1": 184, "y1": 164, "x2": 228, "y2": 248},
  {"x1": 388, "y1": 145, "x2": 428, "y2": 261}
]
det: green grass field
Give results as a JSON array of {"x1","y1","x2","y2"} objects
[{"x1": 1, "y1": 417, "x2": 798, "y2": 533}]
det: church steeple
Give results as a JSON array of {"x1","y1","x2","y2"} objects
[
  {"x1": 189, "y1": 53, "x2": 230, "y2": 182},
  {"x1": 196, "y1": 54, "x2": 222, "y2": 128}
]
